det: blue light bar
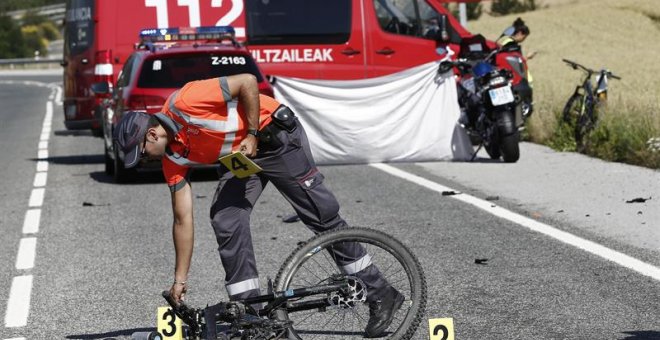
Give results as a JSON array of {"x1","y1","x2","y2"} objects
[{"x1": 139, "y1": 26, "x2": 236, "y2": 42}]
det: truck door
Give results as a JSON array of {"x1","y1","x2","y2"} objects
[
  {"x1": 245, "y1": 0, "x2": 366, "y2": 80},
  {"x1": 62, "y1": 0, "x2": 96, "y2": 129},
  {"x1": 364, "y1": 0, "x2": 448, "y2": 77}
]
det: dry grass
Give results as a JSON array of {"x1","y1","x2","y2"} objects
[{"x1": 467, "y1": 0, "x2": 660, "y2": 167}]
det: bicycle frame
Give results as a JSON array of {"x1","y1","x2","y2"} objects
[{"x1": 162, "y1": 277, "x2": 354, "y2": 339}]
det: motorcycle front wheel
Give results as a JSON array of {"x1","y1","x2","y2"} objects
[{"x1": 274, "y1": 227, "x2": 427, "y2": 340}]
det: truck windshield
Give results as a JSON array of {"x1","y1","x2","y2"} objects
[
  {"x1": 137, "y1": 53, "x2": 264, "y2": 89},
  {"x1": 246, "y1": 0, "x2": 351, "y2": 45}
]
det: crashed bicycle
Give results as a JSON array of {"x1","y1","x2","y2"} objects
[{"x1": 153, "y1": 227, "x2": 427, "y2": 340}]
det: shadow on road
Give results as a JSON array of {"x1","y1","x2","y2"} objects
[
  {"x1": 463, "y1": 156, "x2": 505, "y2": 164},
  {"x1": 620, "y1": 330, "x2": 660, "y2": 340},
  {"x1": 30, "y1": 154, "x2": 104, "y2": 165},
  {"x1": 66, "y1": 327, "x2": 156, "y2": 339},
  {"x1": 89, "y1": 167, "x2": 220, "y2": 185},
  {"x1": 54, "y1": 129, "x2": 98, "y2": 137}
]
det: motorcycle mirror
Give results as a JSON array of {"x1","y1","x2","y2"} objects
[{"x1": 431, "y1": 15, "x2": 450, "y2": 43}]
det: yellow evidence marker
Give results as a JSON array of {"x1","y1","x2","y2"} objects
[
  {"x1": 218, "y1": 151, "x2": 263, "y2": 178},
  {"x1": 157, "y1": 306, "x2": 183, "y2": 340},
  {"x1": 428, "y1": 318, "x2": 455, "y2": 340}
]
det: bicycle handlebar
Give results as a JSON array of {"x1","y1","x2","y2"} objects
[
  {"x1": 608, "y1": 72, "x2": 622, "y2": 80},
  {"x1": 162, "y1": 290, "x2": 202, "y2": 331},
  {"x1": 562, "y1": 59, "x2": 621, "y2": 80},
  {"x1": 562, "y1": 59, "x2": 594, "y2": 73}
]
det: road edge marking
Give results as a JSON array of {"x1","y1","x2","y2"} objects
[{"x1": 370, "y1": 163, "x2": 660, "y2": 282}]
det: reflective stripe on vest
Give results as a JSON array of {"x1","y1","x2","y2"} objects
[
  {"x1": 165, "y1": 150, "x2": 202, "y2": 167},
  {"x1": 166, "y1": 86, "x2": 240, "y2": 162}
]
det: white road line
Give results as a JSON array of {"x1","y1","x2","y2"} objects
[
  {"x1": 28, "y1": 188, "x2": 45, "y2": 207},
  {"x1": 4, "y1": 275, "x2": 33, "y2": 328},
  {"x1": 22, "y1": 209, "x2": 41, "y2": 234},
  {"x1": 15, "y1": 238, "x2": 37, "y2": 270},
  {"x1": 39, "y1": 132, "x2": 50, "y2": 141},
  {"x1": 4, "y1": 337, "x2": 26, "y2": 340},
  {"x1": 36, "y1": 161, "x2": 48, "y2": 172},
  {"x1": 370, "y1": 163, "x2": 660, "y2": 282},
  {"x1": 37, "y1": 149, "x2": 48, "y2": 160},
  {"x1": 53, "y1": 85, "x2": 62, "y2": 105},
  {"x1": 33, "y1": 172, "x2": 47, "y2": 187},
  {"x1": 38, "y1": 141, "x2": 48, "y2": 150}
]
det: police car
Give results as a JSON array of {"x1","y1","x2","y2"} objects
[{"x1": 92, "y1": 26, "x2": 274, "y2": 183}]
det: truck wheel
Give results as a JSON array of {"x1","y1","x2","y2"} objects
[
  {"x1": 113, "y1": 145, "x2": 135, "y2": 183},
  {"x1": 104, "y1": 146, "x2": 114, "y2": 175}
]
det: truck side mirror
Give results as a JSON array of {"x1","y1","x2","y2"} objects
[
  {"x1": 437, "y1": 15, "x2": 450, "y2": 43},
  {"x1": 91, "y1": 82, "x2": 110, "y2": 95}
]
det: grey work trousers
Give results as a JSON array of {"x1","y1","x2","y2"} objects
[{"x1": 209, "y1": 119, "x2": 388, "y2": 302}]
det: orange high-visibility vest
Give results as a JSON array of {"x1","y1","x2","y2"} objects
[{"x1": 160, "y1": 77, "x2": 276, "y2": 189}]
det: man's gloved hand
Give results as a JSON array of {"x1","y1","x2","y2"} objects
[{"x1": 239, "y1": 135, "x2": 258, "y2": 157}]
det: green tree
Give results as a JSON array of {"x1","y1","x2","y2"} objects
[
  {"x1": 0, "y1": 14, "x2": 27, "y2": 58},
  {"x1": 22, "y1": 25, "x2": 48, "y2": 57}
]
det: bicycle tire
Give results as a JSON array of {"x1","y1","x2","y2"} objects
[
  {"x1": 574, "y1": 97, "x2": 596, "y2": 151},
  {"x1": 562, "y1": 93, "x2": 583, "y2": 125},
  {"x1": 274, "y1": 227, "x2": 427, "y2": 340}
]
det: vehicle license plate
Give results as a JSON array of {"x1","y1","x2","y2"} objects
[{"x1": 488, "y1": 86, "x2": 514, "y2": 106}]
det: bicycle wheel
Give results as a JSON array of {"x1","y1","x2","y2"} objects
[
  {"x1": 274, "y1": 227, "x2": 426, "y2": 340},
  {"x1": 574, "y1": 98, "x2": 596, "y2": 151},
  {"x1": 562, "y1": 93, "x2": 583, "y2": 125}
]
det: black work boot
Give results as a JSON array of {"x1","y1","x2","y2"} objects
[{"x1": 364, "y1": 286, "x2": 405, "y2": 338}]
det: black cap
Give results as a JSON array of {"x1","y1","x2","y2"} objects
[{"x1": 113, "y1": 111, "x2": 151, "y2": 168}]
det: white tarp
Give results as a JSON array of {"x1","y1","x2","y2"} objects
[{"x1": 273, "y1": 61, "x2": 473, "y2": 165}]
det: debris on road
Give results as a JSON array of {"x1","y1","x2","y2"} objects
[
  {"x1": 626, "y1": 197, "x2": 651, "y2": 203},
  {"x1": 474, "y1": 258, "x2": 489, "y2": 265},
  {"x1": 82, "y1": 201, "x2": 109, "y2": 207}
]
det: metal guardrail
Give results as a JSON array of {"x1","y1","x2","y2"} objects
[
  {"x1": 6, "y1": 3, "x2": 65, "y2": 24},
  {"x1": 0, "y1": 58, "x2": 63, "y2": 70},
  {"x1": 0, "y1": 58, "x2": 63, "y2": 65}
]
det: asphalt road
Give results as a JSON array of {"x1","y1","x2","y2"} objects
[{"x1": 1, "y1": 73, "x2": 658, "y2": 340}]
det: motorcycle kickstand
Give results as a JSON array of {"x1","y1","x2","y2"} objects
[{"x1": 471, "y1": 143, "x2": 483, "y2": 162}]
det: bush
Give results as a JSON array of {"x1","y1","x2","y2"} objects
[
  {"x1": 0, "y1": 14, "x2": 27, "y2": 58},
  {"x1": 549, "y1": 108, "x2": 660, "y2": 169},
  {"x1": 21, "y1": 25, "x2": 48, "y2": 57},
  {"x1": 447, "y1": 3, "x2": 483, "y2": 21},
  {"x1": 491, "y1": 0, "x2": 537, "y2": 16},
  {"x1": 39, "y1": 20, "x2": 61, "y2": 40}
]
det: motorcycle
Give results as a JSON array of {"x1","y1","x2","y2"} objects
[{"x1": 439, "y1": 50, "x2": 521, "y2": 162}]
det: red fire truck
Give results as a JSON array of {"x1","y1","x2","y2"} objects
[{"x1": 62, "y1": 0, "x2": 473, "y2": 133}]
